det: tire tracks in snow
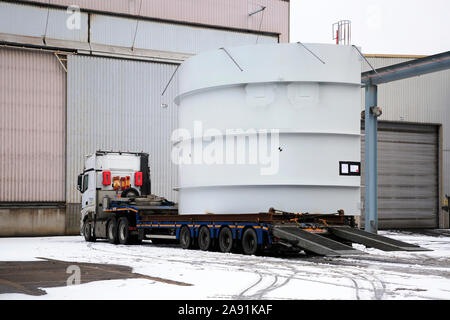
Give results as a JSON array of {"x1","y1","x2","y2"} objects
[
  {"x1": 236, "y1": 271, "x2": 264, "y2": 298},
  {"x1": 85, "y1": 241, "x2": 388, "y2": 299}
]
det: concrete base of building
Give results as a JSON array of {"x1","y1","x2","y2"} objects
[
  {"x1": 0, "y1": 207, "x2": 66, "y2": 237},
  {"x1": 65, "y1": 203, "x2": 81, "y2": 235},
  {"x1": 442, "y1": 212, "x2": 450, "y2": 229},
  {"x1": 0, "y1": 203, "x2": 81, "y2": 237}
]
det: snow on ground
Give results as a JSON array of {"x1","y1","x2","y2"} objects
[{"x1": 0, "y1": 230, "x2": 449, "y2": 300}]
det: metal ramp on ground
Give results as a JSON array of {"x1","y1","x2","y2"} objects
[
  {"x1": 328, "y1": 227, "x2": 431, "y2": 252},
  {"x1": 272, "y1": 225, "x2": 366, "y2": 257}
]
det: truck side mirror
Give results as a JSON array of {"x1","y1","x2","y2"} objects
[{"x1": 77, "y1": 174, "x2": 83, "y2": 192}]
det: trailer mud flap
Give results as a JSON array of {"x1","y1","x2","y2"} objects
[
  {"x1": 272, "y1": 226, "x2": 366, "y2": 257},
  {"x1": 328, "y1": 227, "x2": 431, "y2": 252}
]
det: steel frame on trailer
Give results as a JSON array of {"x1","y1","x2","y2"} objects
[
  {"x1": 137, "y1": 220, "x2": 271, "y2": 245},
  {"x1": 127, "y1": 206, "x2": 274, "y2": 245},
  {"x1": 102, "y1": 203, "x2": 430, "y2": 255},
  {"x1": 106, "y1": 204, "x2": 351, "y2": 246}
]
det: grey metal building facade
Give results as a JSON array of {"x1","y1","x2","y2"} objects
[
  {"x1": 67, "y1": 56, "x2": 180, "y2": 202},
  {"x1": 0, "y1": 1, "x2": 448, "y2": 235},
  {"x1": 0, "y1": 0, "x2": 288, "y2": 235}
]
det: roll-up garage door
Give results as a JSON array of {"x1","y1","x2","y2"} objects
[{"x1": 361, "y1": 121, "x2": 439, "y2": 229}]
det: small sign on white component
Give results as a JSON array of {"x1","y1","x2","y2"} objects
[
  {"x1": 339, "y1": 161, "x2": 361, "y2": 176},
  {"x1": 341, "y1": 163, "x2": 349, "y2": 174}
]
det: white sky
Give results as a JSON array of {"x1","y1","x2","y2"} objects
[{"x1": 289, "y1": 0, "x2": 450, "y2": 55}]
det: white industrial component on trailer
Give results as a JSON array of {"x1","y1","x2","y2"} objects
[{"x1": 174, "y1": 43, "x2": 363, "y2": 215}]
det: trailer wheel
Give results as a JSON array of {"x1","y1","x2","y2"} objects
[
  {"x1": 83, "y1": 221, "x2": 96, "y2": 242},
  {"x1": 107, "y1": 218, "x2": 119, "y2": 244},
  {"x1": 198, "y1": 226, "x2": 212, "y2": 251},
  {"x1": 118, "y1": 217, "x2": 131, "y2": 245},
  {"x1": 179, "y1": 226, "x2": 192, "y2": 249},
  {"x1": 218, "y1": 227, "x2": 233, "y2": 253},
  {"x1": 242, "y1": 228, "x2": 259, "y2": 255}
]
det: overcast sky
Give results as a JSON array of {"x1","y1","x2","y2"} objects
[{"x1": 290, "y1": 0, "x2": 450, "y2": 55}]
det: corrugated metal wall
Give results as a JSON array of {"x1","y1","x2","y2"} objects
[
  {"x1": 1, "y1": 2, "x2": 278, "y2": 59},
  {"x1": 0, "y1": 47, "x2": 66, "y2": 202},
  {"x1": 362, "y1": 56, "x2": 450, "y2": 227},
  {"x1": 0, "y1": 2, "x2": 88, "y2": 43},
  {"x1": 1, "y1": 0, "x2": 289, "y2": 235},
  {"x1": 67, "y1": 55, "x2": 178, "y2": 203},
  {"x1": 361, "y1": 121, "x2": 439, "y2": 228},
  {"x1": 20, "y1": 0, "x2": 289, "y2": 42}
]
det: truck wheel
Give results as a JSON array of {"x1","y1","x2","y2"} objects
[
  {"x1": 198, "y1": 226, "x2": 212, "y2": 251},
  {"x1": 107, "y1": 218, "x2": 119, "y2": 244},
  {"x1": 242, "y1": 228, "x2": 259, "y2": 255},
  {"x1": 218, "y1": 227, "x2": 233, "y2": 253},
  {"x1": 83, "y1": 221, "x2": 96, "y2": 242},
  {"x1": 118, "y1": 217, "x2": 131, "y2": 245},
  {"x1": 179, "y1": 226, "x2": 192, "y2": 249}
]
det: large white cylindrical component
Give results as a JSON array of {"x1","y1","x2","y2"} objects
[{"x1": 174, "y1": 43, "x2": 362, "y2": 215}]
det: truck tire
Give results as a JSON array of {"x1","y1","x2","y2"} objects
[
  {"x1": 118, "y1": 217, "x2": 131, "y2": 245},
  {"x1": 107, "y1": 218, "x2": 119, "y2": 244},
  {"x1": 179, "y1": 226, "x2": 192, "y2": 249},
  {"x1": 83, "y1": 221, "x2": 96, "y2": 242},
  {"x1": 198, "y1": 226, "x2": 212, "y2": 251},
  {"x1": 218, "y1": 227, "x2": 233, "y2": 253},
  {"x1": 242, "y1": 228, "x2": 259, "y2": 255}
]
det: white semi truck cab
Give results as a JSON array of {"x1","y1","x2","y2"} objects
[
  {"x1": 77, "y1": 151, "x2": 157, "y2": 239},
  {"x1": 78, "y1": 151, "x2": 151, "y2": 205}
]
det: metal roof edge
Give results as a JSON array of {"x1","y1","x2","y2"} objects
[{"x1": 363, "y1": 53, "x2": 428, "y2": 59}]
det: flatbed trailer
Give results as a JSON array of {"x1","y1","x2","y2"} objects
[
  {"x1": 86, "y1": 201, "x2": 430, "y2": 257},
  {"x1": 78, "y1": 151, "x2": 430, "y2": 257}
]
